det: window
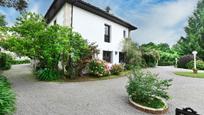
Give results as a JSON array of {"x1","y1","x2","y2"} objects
[
  {"x1": 104, "y1": 24, "x2": 111, "y2": 42},
  {"x1": 119, "y1": 52, "x2": 125, "y2": 63},
  {"x1": 123, "y1": 30, "x2": 126, "y2": 38},
  {"x1": 54, "y1": 19, "x2": 57, "y2": 25},
  {"x1": 103, "y1": 51, "x2": 112, "y2": 63}
]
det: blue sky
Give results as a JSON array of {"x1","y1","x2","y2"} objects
[{"x1": 0, "y1": 0, "x2": 198, "y2": 45}]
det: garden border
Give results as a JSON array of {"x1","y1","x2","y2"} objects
[{"x1": 128, "y1": 97, "x2": 168, "y2": 114}]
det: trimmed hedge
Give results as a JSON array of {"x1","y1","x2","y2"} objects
[{"x1": 0, "y1": 75, "x2": 16, "y2": 115}]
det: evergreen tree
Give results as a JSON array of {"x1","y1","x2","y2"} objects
[
  {"x1": 0, "y1": 0, "x2": 28, "y2": 11},
  {"x1": 175, "y1": 0, "x2": 204, "y2": 58},
  {"x1": 0, "y1": 14, "x2": 6, "y2": 26}
]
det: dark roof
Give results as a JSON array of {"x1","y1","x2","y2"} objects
[{"x1": 44, "y1": 0, "x2": 137, "y2": 30}]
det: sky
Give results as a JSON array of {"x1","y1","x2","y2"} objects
[{"x1": 0, "y1": 0, "x2": 199, "y2": 46}]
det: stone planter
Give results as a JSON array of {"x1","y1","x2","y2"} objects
[{"x1": 129, "y1": 97, "x2": 168, "y2": 114}]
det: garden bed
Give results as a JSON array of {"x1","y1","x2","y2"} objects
[
  {"x1": 129, "y1": 97, "x2": 168, "y2": 114},
  {"x1": 58, "y1": 71, "x2": 130, "y2": 82}
]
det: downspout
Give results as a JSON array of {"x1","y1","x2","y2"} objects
[
  {"x1": 67, "y1": 1, "x2": 75, "y2": 79},
  {"x1": 70, "y1": 0, "x2": 79, "y2": 28},
  {"x1": 71, "y1": 2, "x2": 74, "y2": 28},
  {"x1": 128, "y1": 30, "x2": 131, "y2": 38}
]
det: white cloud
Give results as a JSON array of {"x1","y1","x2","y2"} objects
[
  {"x1": 88, "y1": 0, "x2": 198, "y2": 46},
  {"x1": 0, "y1": 0, "x2": 199, "y2": 46},
  {"x1": 131, "y1": 0, "x2": 198, "y2": 46}
]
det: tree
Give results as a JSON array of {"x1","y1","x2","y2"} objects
[
  {"x1": 0, "y1": 13, "x2": 71, "y2": 71},
  {"x1": 157, "y1": 43, "x2": 170, "y2": 52},
  {"x1": 0, "y1": 14, "x2": 7, "y2": 41},
  {"x1": 0, "y1": 14, "x2": 6, "y2": 26},
  {"x1": 141, "y1": 42, "x2": 170, "y2": 52},
  {"x1": 141, "y1": 42, "x2": 179, "y2": 66},
  {"x1": 0, "y1": 0, "x2": 28, "y2": 11},
  {"x1": 173, "y1": 37, "x2": 190, "y2": 55},
  {"x1": 0, "y1": 12, "x2": 99, "y2": 79},
  {"x1": 123, "y1": 38, "x2": 142, "y2": 68},
  {"x1": 141, "y1": 49, "x2": 160, "y2": 67},
  {"x1": 175, "y1": 0, "x2": 204, "y2": 58},
  {"x1": 140, "y1": 42, "x2": 157, "y2": 50},
  {"x1": 65, "y1": 42, "x2": 99, "y2": 78}
]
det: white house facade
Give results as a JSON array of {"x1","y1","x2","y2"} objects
[{"x1": 45, "y1": 0, "x2": 137, "y2": 64}]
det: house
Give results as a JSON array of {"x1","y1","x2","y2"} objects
[{"x1": 45, "y1": 0, "x2": 137, "y2": 64}]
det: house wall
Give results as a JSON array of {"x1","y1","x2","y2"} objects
[
  {"x1": 72, "y1": 6, "x2": 129, "y2": 64},
  {"x1": 48, "y1": 3, "x2": 130, "y2": 64},
  {"x1": 49, "y1": 3, "x2": 72, "y2": 26}
]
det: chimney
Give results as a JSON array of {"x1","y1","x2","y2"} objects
[{"x1": 105, "y1": 6, "x2": 112, "y2": 14}]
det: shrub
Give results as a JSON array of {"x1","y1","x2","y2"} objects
[
  {"x1": 0, "y1": 52, "x2": 13, "y2": 70},
  {"x1": 186, "y1": 60, "x2": 204, "y2": 70},
  {"x1": 126, "y1": 69, "x2": 172, "y2": 108},
  {"x1": 65, "y1": 43, "x2": 99, "y2": 78},
  {"x1": 0, "y1": 75, "x2": 16, "y2": 115},
  {"x1": 177, "y1": 55, "x2": 196, "y2": 69},
  {"x1": 123, "y1": 38, "x2": 143, "y2": 68},
  {"x1": 124, "y1": 64, "x2": 132, "y2": 70},
  {"x1": 11, "y1": 59, "x2": 30, "y2": 65},
  {"x1": 36, "y1": 68, "x2": 61, "y2": 81},
  {"x1": 110, "y1": 64, "x2": 124, "y2": 75},
  {"x1": 142, "y1": 50, "x2": 160, "y2": 67},
  {"x1": 88, "y1": 60, "x2": 110, "y2": 77}
]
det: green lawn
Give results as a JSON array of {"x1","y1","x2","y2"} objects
[{"x1": 175, "y1": 72, "x2": 204, "y2": 78}]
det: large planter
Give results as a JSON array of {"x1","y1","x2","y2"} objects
[{"x1": 129, "y1": 97, "x2": 168, "y2": 114}]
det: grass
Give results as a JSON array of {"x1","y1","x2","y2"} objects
[
  {"x1": 57, "y1": 71, "x2": 131, "y2": 82},
  {"x1": 132, "y1": 97, "x2": 165, "y2": 109},
  {"x1": 175, "y1": 72, "x2": 204, "y2": 78}
]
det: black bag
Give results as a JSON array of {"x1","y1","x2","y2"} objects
[{"x1": 176, "y1": 107, "x2": 200, "y2": 115}]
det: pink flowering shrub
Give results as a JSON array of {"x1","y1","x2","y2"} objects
[{"x1": 88, "y1": 59, "x2": 111, "y2": 77}]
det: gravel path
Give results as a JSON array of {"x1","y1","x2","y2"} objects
[{"x1": 2, "y1": 64, "x2": 204, "y2": 115}]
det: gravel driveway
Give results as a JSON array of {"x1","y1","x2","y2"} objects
[{"x1": 2, "y1": 64, "x2": 204, "y2": 115}]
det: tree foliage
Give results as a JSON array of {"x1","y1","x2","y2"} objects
[
  {"x1": 0, "y1": 14, "x2": 7, "y2": 27},
  {"x1": 122, "y1": 38, "x2": 142, "y2": 68},
  {"x1": 141, "y1": 42, "x2": 179, "y2": 66},
  {"x1": 0, "y1": 0, "x2": 28, "y2": 11},
  {"x1": 141, "y1": 49, "x2": 160, "y2": 67},
  {"x1": 0, "y1": 12, "x2": 98, "y2": 79},
  {"x1": 174, "y1": 0, "x2": 204, "y2": 58},
  {"x1": 65, "y1": 36, "x2": 99, "y2": 78},
  {"x1": 141, "y1": 42, "x2": 171, "y2": 53},
  {"x1": 1, "y1": 13, "x2": 71, "y2": 71}
]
